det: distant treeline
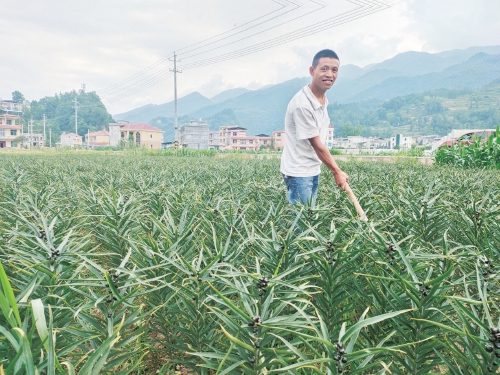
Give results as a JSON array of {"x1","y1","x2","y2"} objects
[{"x1": 18, "y1": 90, "x2": 113, "y2": 142}]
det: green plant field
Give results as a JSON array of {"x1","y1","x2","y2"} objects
[
  {"x1": 1, "y1": 155, "x2": 500, "y2": 375},
  {"x1": 434, "y1": 127, "x2": 500, "y2": 169}
]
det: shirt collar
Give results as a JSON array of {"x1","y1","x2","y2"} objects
[{"x1": 303, "y1": 85, "x2": 328, "y2": 110}]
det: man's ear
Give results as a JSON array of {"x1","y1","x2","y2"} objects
[{"x1": 309, "y1": 66, "x2": 315, "y2": 76}]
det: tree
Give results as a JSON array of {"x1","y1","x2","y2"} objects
[
  {"x1": 12, "y1": 91, "x2": 25, "y2": 103},
  {"x1": 13, "y1": 135, "x2": 27, "y2": 148},
  {"x1": 377, "y1": 108, "x2": 387, "y2": 120},
  {"x1": 23, "y1": 90, "x2": 113, "y2": 141},
  {"x1": 338, "y1": 123, "x2": 362, "y2": 137},
  {"x1": 425, "y1": 100, "x2": 443, "y2": 115}
]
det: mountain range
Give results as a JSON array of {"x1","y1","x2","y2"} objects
[{"x1": 113, "y1": 45, "x2": 500, "y2": 139}]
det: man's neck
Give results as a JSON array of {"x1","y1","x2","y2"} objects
[{"x1": 308, "y1": 84, "x2": 326, "y2": 105}]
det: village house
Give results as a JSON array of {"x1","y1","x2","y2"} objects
[
  {"x1": 217, "y1": 126, "x2": 247, "y2": 149},
  {"x1": 0, "y1": 99, "x2": 23, "y2": 114},
  {"x1": 326, "y1": 125, "x2": 334, "y2": 148},
  {"x1": 109, "y1": 121, "x2": 163, "y2": 149},
  {"x1": 332, "y1": 136, "x2": 390, "y2": 150},
  {"x1": 208, "y1": 126, "x2": 280, "y2": 151},
  {"x1": 0, "y1": 114, "x2": 22, "y2": 149},
  {"x1": 180, "y1": 120, "x2": 209, "y2": 149},
  {"x1": 60, "y1": 132, "x2": 83, "y2": 148},
  {"x1": 255, "y1": 134, "x2": 272, "y2": 149},
  {"x1": 272, "y1": 130, "x2": 286, "y2": 150},
  {"x1": 86, "y1": 130, "x2": 109, "y2": 148},
  {"x1": 389, "y1": 134, "x2": 414, "y2": 149}
]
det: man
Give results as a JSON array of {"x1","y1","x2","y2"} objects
[{"x1": 280, "y1": 49, "x2": 349, "y2": 207}]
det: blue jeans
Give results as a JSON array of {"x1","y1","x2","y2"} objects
[{"x1": 282, "y1": 174, "x2": 320, "y2": 207}]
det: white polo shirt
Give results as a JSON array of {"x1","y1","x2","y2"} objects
[{"x1": 280, "y1": 85, "x2": 330, "y2": 177}]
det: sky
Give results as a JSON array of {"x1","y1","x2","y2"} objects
[{"x1": 1, "y1": 0, "x2": 499, "y2": 114}]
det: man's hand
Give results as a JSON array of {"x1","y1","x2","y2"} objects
[
  {"x1": 308, "y1": 136, "x2": 349, "y2": 190},
  {"x1": 333, "y1": 170, "x2": 349, "y2": 190}
]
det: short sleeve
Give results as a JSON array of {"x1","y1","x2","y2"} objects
[{"x1": 293, "y1": 107, "x2": 319, "y2": 141}]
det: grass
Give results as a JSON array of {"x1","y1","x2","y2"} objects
[{"x1": 0, "y1": 154, "x2": 499, "y2": 374}]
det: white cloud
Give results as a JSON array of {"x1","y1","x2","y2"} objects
[
  {"x1": 199, "y1": 74, "x2": 236, "y2": 98},
  {"x1": 403, "y1": 0, "x2": 500, "y2": 52},
  {"x1": 1, "y1": 0, "x2": 498, "y2": 113}
]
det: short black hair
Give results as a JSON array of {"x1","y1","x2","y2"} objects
[{"x1": 312, "y1": 49, "x2": 339, "y2": 67}]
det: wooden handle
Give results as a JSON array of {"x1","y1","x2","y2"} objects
[{"x1": 343, "y1": 183, "x2": 368, "y2": 222}]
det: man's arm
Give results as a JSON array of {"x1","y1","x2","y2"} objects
[{"x1": 309, "y1": 136, "x2": 349, "y2": 189}]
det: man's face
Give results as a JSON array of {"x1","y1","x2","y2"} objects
[{"x1": 309, "y1": 57, "x2": 340, "y2": 92}]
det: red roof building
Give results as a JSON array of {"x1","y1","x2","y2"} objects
[{"x1": 86, "y1": 130, "x2": 110, "y2": 147}]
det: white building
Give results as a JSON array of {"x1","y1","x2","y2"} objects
[
  {"x1": 27, "y1": 133, "x2": 44, "y2": 147},
  {"x1": 208, "y1": 130, "x2": 220, "y2": 149},
  {"x1": 0, "y1": 99, "x2": 23, "y2": 114},
  {"x1": 333, "y1": 136, "x2": 367, "y2": 149},
  {"x1": 367, "y1": 138, "x2": 390, "y2": 149},
  {"x1": 60, "y1": 132, "x2": 82, "y2": 148},
  {"x1": 332, "y1": 136, "x2": 391, "y2": 150},
  {"x1": 108, "y1": 120, "x2": 129, "y2": 146},
  {"x1": 326, "y1": 125, "x2": 335, "y2": 148},
  {"x1": 390, "y1": 134, "x2": 413, "y2": 149},
  {"x1": 180, "y1": 120, "x2": 210, "y2": 149}
]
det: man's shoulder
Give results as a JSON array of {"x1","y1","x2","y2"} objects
[{"x1": 287, "y1": 86, "x2": 312, "y2": 111}]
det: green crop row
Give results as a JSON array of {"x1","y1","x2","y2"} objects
[{"x1": 0, "y1": 155, "x2": 499, "y2": 375}]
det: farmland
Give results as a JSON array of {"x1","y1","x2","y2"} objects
[{"x1": 1, "y1": 154, "x2": 500, "y2": 374}]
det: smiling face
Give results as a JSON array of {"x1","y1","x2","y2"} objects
[{"x1": 309, "y1": 57, "x2": 340, "y2": 94}]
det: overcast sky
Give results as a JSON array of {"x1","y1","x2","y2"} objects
[{"x1": 1, "y1": 0, "x2": 499, "y2": 114}]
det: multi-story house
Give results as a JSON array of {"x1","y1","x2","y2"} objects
[
  {"x1": 208, "y1": 126, "x2": 283, "y2": 151},
  {"x1": 0, "y1": 100, "x2": 23, "y2": 114},
  {"x1": 255, "y1": 134, "x2": 272, "y2": 149},
  {"x1": 180, "y1": 120, "x2": 209, "y2": 149},
  {"x1": 60, "y1": 132, "x2": 83, "y2": 148},
  {"x1": 230, "y1": 135, "x2": 260, "y2": 150},
  {"x1": 109, "y1": 122, "x2": 164, "y2": 149},
  {"x1": 272, "y1": 130, "x2": 285, "y2": 150},
  {"x1": 208, "y1": 130, "x2": 220, "y2": 149},
  {"x1": 86, "y1": 130, "x2": 109, "y2": 147},
  {"x1": 390, "y1": 134, "x2": 414, "y2": 149},
  {"x1": 326, "y1": 125, "x2": 334, "y2": 148},
  {"x1": 27, "y1": 133, "x2": 45, "y2": 147},
  {"x1": 332, "y1": 136, "x2": 391, "y2": 150},
  {"x1": 0, "y1": 114, "x2": 22, "y2": 149},
  {"x1": 220, "y1": 126, "x2": 247, "y2": 148}
]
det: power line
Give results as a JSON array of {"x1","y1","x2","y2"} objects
[
  {"x1": 98, "y1": 0, "x2": 297, "y2": 95},
  {"x1": 106, "y1": 72, "x2": 174, "y2": 103},
  {"x1": 174, "y1": 0, "x2": 306, "y2": 58},
  {"x1": 176, "y1": 0, "x2": 328, "y2": 62},
  {"x1": 101, "y1": 0, "x2": 396, "y2": 103},
  {"x1": 99, "y1": 0, "x2": 321, "y2": 100},
  {"x1": 180, "y1": 0, "x2": 392, "y2": 70},
  {"x1": 100, "y1": 65, "x2": 173, "y2": 97}
]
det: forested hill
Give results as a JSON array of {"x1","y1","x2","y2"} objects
[
  {"x1": 331, "y1": 80, "x2": 500, "y2": 138},
  {"x1": 19, "y1": 90, "x2": 113, "y2": 142}
]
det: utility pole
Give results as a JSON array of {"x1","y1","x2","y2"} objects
[
  {"x1": 73, "y1": 97, "x2": 78, "y2": 135},
  {"x1": 169, "y1": 52, "x2": 182, "y2": 143},
  {"x1": 43, "y1": 113, "x2": 46, "y2": 147},
  {"x1": 49, "y1": 128, "x2": 52, "y2": 148},
  {"x1": 87, "y1": 128, "x2": 90, "y2": 149}
]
